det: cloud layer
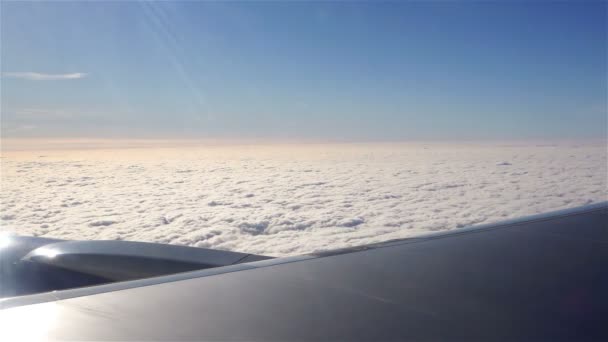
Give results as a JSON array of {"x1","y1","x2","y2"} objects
[
  {"x1": 1, "y1": 143, "x2": 606, "y2": 257},
  {"x1": 2, "y1": 72, "x2": 87, "y2": 80}
]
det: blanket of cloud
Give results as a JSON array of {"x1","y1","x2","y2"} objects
[{"x1": 1, "y1": 142, "x2": 606, "y2": 257}]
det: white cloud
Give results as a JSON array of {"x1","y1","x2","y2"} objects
[
  {"x1": 12, "y1": 108, "x2": 76, "y2": 119},
  {"x1": 2, "y1": 72, "x2": 87, "y2": 81},
  {"x1": 1, "y1": 142, "x2": 606, "y2": 257}
]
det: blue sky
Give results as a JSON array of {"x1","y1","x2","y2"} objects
[{"x1": 1, "y1": 1, "x2": 606, "y2": 141}]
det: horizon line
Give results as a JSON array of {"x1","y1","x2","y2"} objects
[{"x1": 2, "y1": 137, "x2": 607, "y2": 152}]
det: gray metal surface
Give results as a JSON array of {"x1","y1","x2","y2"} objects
[
  {"x1": 0, "y1": 235, "x2": 63, "y2": 267},
  {"x1": 1, "y1": 237, "x2": 272, "y2": 298},
  {"x1": 1, "y1": 203, "x2": 607, "y2": 341},
  {"x1": 22, "y1": 239, "x2": 272, "y2": 280},
  {"x1": 0, "y1": 235, "x2": 65, "y2": 298}
]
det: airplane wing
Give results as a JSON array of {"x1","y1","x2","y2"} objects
[{"x1": 1, "y1": 202, "x2": 607, "y2": 341}]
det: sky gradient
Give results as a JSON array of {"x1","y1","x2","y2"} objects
[{"x1": 1, "y1": 1, "x2": 606, "y2": 141}]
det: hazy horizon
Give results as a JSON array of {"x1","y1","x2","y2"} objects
[{"x1": 2, "y1": 137, "x2": 607, "y2": 152}]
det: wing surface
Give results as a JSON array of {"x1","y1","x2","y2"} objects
[{"x1": 1, "y1": 202, "x2": 607, "y2": 341}]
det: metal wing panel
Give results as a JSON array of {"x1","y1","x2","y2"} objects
[{"x1": 1, "y1": 203, "x2": 606, "y2": 341}]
